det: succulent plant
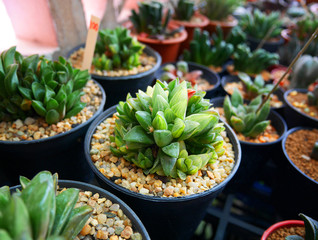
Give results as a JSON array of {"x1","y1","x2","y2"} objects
[
  {"x1": 0, "y1": 46, "x2": 89, "y2": 124},
  {"x1": 129, "y1": 1, "x2": 183, "y2": 40},
  {"x1": 289, "y1": 55, "x2": 318, "y2": 89},
  {"x1": 239, "y1": 9, "x2": 283, "y2": 40},
  {"x1": 308, "y1": 85, "x2": 318, "y2": 107},
  {"x1": 211, "y1": 26, "x2": 246, "y2": 50},
  {"x1": 171, "y1": 0, "x2": 195, "y2": 21},
  {"x1": 93, "y1": 27, "x2": 145, "y2": 71},
  {"x1": 183, "y1": 28, "x2": 234, "y2": 67},
  {"x1": 0, "y1": 171, "x2": 93, "y2": 240},
  {"x1": 110, "y1": 79, "x2": 226, "y2": 179},
  {"x1": 286, "y1": 6, "x2": 306, "y2": 18},
  {"x1": 199, "y1": 0, "x2": 244, "y2": 21},
  {"x1": 223, "y1": 88, "x2": 271, "y2": 138},
  {"x1": 311, "y1": 141, "x2": 318, "y2": 161},
  {"x1": 233, "y1": 44, "x2": 279, "y2": 75},
  {"x1": 286, "y1": 213, "x2": 318, "y2": 240},
  {"x1": 296, "y1": 12, "x2": 318, "y2": 42},
  {"x1": 238, "y1": 72, "x2": 274, "y2": 99}
]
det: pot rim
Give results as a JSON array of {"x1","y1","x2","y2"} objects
[
  {"x1": 84, "y1": 105, "x2": 242, "y2": 203},
  {"x1": 208, "y1": 15, "x2": 238, "y2": 27},
  {"x1": 10, "y1": 179, "x2": 151, "y2": 240},
  {"x1": 284, "y1": 88, "x2": 318, "y2": 123},
  {"x1": 210, "y1": 96, "x2": 288, "y2": 146},
  {"x1": 247, "y1": 34, "x2": 285, "y2": 45},
  {"x1": 171, "y1": 12, "x2": 210, "y2": 28},
  {"x1": 281, "y1": 126, "x2": 318, "y2": 185},
  {"x1": 0, "y1": 80, "x2": 106, "y2": 146},
  {"x1": 261, "y1": 220, "x2": 304, "y2": 240}
]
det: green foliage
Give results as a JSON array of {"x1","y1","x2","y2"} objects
[
  {"x1": 238, "y1": 72, "x2": 274, "y2": 99},
  {"x1": 130, "y1": 1, "x2": 182, "y2": 40},
  {"x1": 223, "y1": 88, "x2": 271, "y2": 138},
  {"x1": 233, "y1": 44, "x2": 279, "y2": 74},
  {"x1": 0, "y1": 171, "x2": 93, "y2": 240},
  {"x1": 297, "y1": 12, "x2": 318, "y2": 42},
  {"x1": 172, "y1": 0, "x2": 195, "y2": 21},
  {"x1": 290, "y1": 55, "x2": 318, "y2": 89},
  {"x1": 287, "y1": 213, "x2": 318, "y2": 240},
  {"x1": 311, "y1": 140, "x2": 318, "y2": 161},
  {"x1": 240, "y1": 9, "x2": 283, "y2": 40},
  {"x1": 183, "y1": 28, "x2": 234, "y2": 67},
  {"x1": 199, "y1": 0, "x2": 244, "y2": 21},
  {"x1": 110, "y1": 79, "x2": 225, "y2": 179},
  {"x1": 286, "y1": 7, "x2": 306, "y2": 18},
  {"x1": 93, "y1": 27, "x2": 145, "y2": 71},
  {"x1": 0, "y1": 46, "x2": 89, "y2": 124}
]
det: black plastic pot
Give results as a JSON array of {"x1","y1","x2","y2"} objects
[
  {"x1": 283, "y1": 89, "x2": 318, "y2": 128},
  {"x1": 210, "y1": 96, "x2": 287, "y2": 192},
  {"x1": 221, "y1": 75, "x2": 286, "y2": 116},
  {"x1": 10, "y1": 180, "x2": 150, "y2": 239},
  {"x1": 0, "y1": 81, "x2": 106, "y2": 186},
  {"x1": 84, "y1": 105, "x2": 242, "y2": 240},
  {"x1": 272, "y1": 127, "x2": 318, "y2": 219},
  {"x1": 67, "y1": 44, "x2": 161, "y2": 108},
  {"x1": 154, "y1": 61, "x2": 221, "y2": 99},
  {"x1": 247, "y1": 35, "x2": 284, "y2": 53}
]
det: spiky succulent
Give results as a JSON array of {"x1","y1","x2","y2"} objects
[
  {"x1": 183, "y1": 28, "x2": 234, "y2": 67},
  {"x1": 110, "y1": 79, "x2": 226, "y2": 179},
  {"x1": 223, "y1": 88, "x2": 271, "y2": 138},
  {"x1": 214, "y1": 26, "x2": 246, "y2": 50},
  {"x1": 308, "y1": 85, "x2": 318, "y2": 107},
  {"x1": 238, "y1": 72, "x2": 274, "y2": 100},
  {"x1": 233, "y1": 44, "x2": 279, "y2": 75},
  {"x1": 200, "y1": 0, "x2": 244, "y2": 21},
  {"x1": 286, "y1": 213, "x2": 318, "y2": 240},
  {"x1": 0, "y1": 171, "x2": 93, "y2": 240},
  {"x1": 93, "y1": 27, "x2": 145, "y2": 71},
  {"x1": 171, "y1": 0, "x2": 195, "y2": 21},
  {"x1": 0, "y1": 46, "x2": 89, "y2": 124}
]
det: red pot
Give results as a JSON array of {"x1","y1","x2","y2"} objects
[
  {"x1": 204, "y1": 15, "x2": 238, "y2": 37},
  {"x1": 123, "y1": 21, "x2": 187, "y2": 63},
  {"x1": 261, "y1": 220, "x2": 304, "y2": 240},
  {"x1": 170, "y1": 12, "x2": 209, "y2": 54}
]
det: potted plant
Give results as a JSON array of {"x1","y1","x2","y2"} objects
[
  {"x1": 84, "y1": 79, "x2": 241, "y2": 240},
  {"x1": 169, "y1": 0, "x2": 209, "y2": 53},
  {"x1": 126, "y1": 1, "x2": 187, "y2": 63},
  {"x1": 0, "y1": 46, "x2": 106, "y2": 185},
  {"x1": 239, "y1": 9, "x2": 284, "y2": 52},
  {"x1": 199, "y1": 0, "x2": 243, "y2": 37},
  {"x1": 156, "y1": 60, "x2": 221, "y2": 98},
  {"x1": 261, "y1": 213, "x2": 318, "y2": 240},
  {"x1": 68, "y1": 26, "x2": 161, "y2": 108},
  {"x1": 1, "y1": 171, "x2": 150, "y2": 240},
  {"x1": 211, "y1": 89, "x2": 287, "y2": 190}
]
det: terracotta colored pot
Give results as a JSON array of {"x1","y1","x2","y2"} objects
[
  {"x1": 261, "y1": 220, "x2": 304, "y2": 240},
  {"x1": 204, "y1": 15, "x2": 238, "y2": 37},
  {"x1": 170, "y1": 12, "x2": 209, "y2": 54},
  {"x1": 123, "y1": 21, "x2": 187, "y2": 63}
]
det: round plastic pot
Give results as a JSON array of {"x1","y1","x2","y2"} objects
[
  {"x1": 284, "y1": 88, "x2": 318, "y2": 128},
  {"x1": 273, "y1": 127, "x2": 318, "y2": 219},
  {"x1": 203, "y1": 15, "x2": 238, "y2": 37},
  {"x1": 10, "y1": 180, "x2": 150, "y2": 240},
  {"x1": 0, "y1": 81, "x2": 106, "y2": 185},
  {"x1": 261, "y1": 220, "x2": 304, "y2": 240},
  {"x1": 154, "y1": 61, "x2": 221, "y2": 99},
  {"x1": 210, "y1": 96, "x2": 287, "y2": 191},
  {"x1": 123, "y1": 21, "x2": 188, "y2": 63},
  {"x1": 84, "y1": 105, "x2": 241, "y2": 240},
  {"x1": 247, "y1": 35, "x2": 284, "y2": 53},
  {"x1": 221, "y1": 75, "x2": 286, "y2": 114},
  {"x1": 171, "y1": 12, "x2": 209, "y2": 54}
]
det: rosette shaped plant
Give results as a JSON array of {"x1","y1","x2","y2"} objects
[
  {"x1": 0, "y1": 46, "x2": 89, "y2": 124},
  {"x1": 110, "y1": 79, "x2": 226, "y2": 179},
  {"x1": 0, "y1": 171, "x2": 93, "y2": 240},
  {"x1": 223, "y1": 88, "x2": 271, "y2": 138}
]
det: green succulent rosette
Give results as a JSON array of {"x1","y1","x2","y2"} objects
[{"x1": 110, "y1": 79, "x2": 226, "y2": 179}]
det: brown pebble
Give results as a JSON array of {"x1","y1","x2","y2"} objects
[{"x1": 121, "y1": 226, "x2": 133, "y2": 239}]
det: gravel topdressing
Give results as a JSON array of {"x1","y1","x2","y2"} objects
[
  {"x1": 0, "y1": 80, "x2": 103, "y2": 142},
  {"x1": 90, "y1": 114, "x2": 235, "y2": 198}
]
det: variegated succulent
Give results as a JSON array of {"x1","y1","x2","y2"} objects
[
  {"x1": 223, "y1": 88, "x2": 271, "y2": 138},
  {"x1": 110, "y1": 79, "x2": 226, "y2": 179},
  {"x1": 0, "y1": 46, "x2": 89, "y2": 124}
]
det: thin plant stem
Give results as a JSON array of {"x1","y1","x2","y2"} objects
[
  {"x1": 256, "y1": 26, "x2": 275, "y2": 50},
  {"x1": 256, "y1": 27, "x2": 318, "y2": 113}
]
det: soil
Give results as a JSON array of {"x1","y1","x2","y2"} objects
[
  {"x1": 267, "y1": 225, "x2": 305, "y2": 240},
  {"x1": 224, "y1": 82, "x2": 284, "y2": 108},
  {"x1": 287, "y1": 91, "x2": 318, "y2": 119},
  {"x1": 271, "y1": 68, "x2": 290, "y2": 91},
  {"x1": 285, "y1": 128, "x2": 318, "y2": 182},
  {"x1": 175, "y1": 15, "x2": 204, "y2": 24},
  {"x1": 226, "y1": 65, "x2": 272, "y2": 81},
  {"x1": 209, "y1": 65, "x2": 223, "y2": 73},
  {"x1": 69, "y1": 48, "x2": 156, "y2": 77},
  {"x1": 215, "y1": 107, "x2": 280, "y2": 143},
  {"x1": 195, "y1": 78, "x2": 214, "y2": 91}
]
